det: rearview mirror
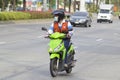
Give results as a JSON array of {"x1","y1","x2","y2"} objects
[{"x1": 41, "y1": 27, "x2": 48, "y2": 31}]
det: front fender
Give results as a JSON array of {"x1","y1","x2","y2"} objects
[{"x1": 50, "y1": 53, "x2": 60, "y2": 59}]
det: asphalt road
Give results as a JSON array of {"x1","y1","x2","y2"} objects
[{"x1": 0, "y1": 18, "x2": 120, "y2": 80}]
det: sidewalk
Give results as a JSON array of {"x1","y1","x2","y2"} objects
[{"x1": 0, "y1": 19, "x2": 53, "y2": 25}]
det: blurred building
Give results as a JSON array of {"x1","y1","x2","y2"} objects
[
  {"x1": 18, "y1": 0, "x2": 48, "y2": 11},
  {"x1": 25, "y1": 0, "x2": 45, "y2": 11}
]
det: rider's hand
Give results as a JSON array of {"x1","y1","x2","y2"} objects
[{"x1": 66, "y1": 33, "x2": 71, "y2": 38}]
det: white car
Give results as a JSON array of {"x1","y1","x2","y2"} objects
[{"x1": 97, "y1": 4, "x2": 113, "y2": 23}]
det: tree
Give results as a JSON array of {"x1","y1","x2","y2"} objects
[
  {"x1": 9, "y1": 0, "x2": 18, "y2": 11},
  {"x1": 64, "y1": 0, "x2": 66, "y2": 11},
  {"x1": 0, "y1": 0, "x2": 10, "y2": 11},
  {"x1": 49, "y1": 0, "x2": 55, "y2": 10},
  {"x1": 13, "y1": 0, "x2": 16, "y2": 11},
  {"x1": 0, "y1": 0, "x2": 22, "y2": 11},
  {"x1": 1, "y1": 0, "x2": 5, "y2": 11},
  {"x1": 64, "y1": 0, "x2": 72, "y2": 12},
  {"x1": 23, "y1": 0, "x2": 26, "y2": 11},
  {"x1": 68, "y1": 0, "x2": 71, "y2": 12}
]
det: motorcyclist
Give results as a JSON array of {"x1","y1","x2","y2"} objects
[{"x1": 48, "y1": 9, "x2": 73, "y2": 67}]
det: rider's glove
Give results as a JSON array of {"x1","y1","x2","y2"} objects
[
  {"x1": 66, "y1": 31, "x2": 73, "y2": 38},
  {"x1": 66, "y1": 33, "x2": 71, "y2": 38}
]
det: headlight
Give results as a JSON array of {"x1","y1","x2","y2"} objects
[
  {"x1": 54, "y1": 43, "x2": 62, "y2": 52},
  {"x1": 97, "y1": 14, "x2": 101, "y2": 19},
  {"x1": 107, "y1": 15, "x2": 111, "y2": 19}
]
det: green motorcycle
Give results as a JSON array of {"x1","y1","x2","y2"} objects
[{"x1": 42, "y1": 27, "x2": 76, "y2": 77}]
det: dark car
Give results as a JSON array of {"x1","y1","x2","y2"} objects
[{"x1": 69, "y1": 11, "x2": 92, "y2": 27}]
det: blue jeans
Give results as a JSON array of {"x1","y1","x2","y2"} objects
[{"x1": 63, "y1": 39, "x2": 70, "y2": 64}]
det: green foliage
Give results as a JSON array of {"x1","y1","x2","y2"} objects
[
  {"x1": 49, "y1": 0, "x2": 56, "y2": 9},
  {"x1": 0, "y1": 0, "x2": 11, "y2": 10},
  {"x1": 86, "y1": 4, "x2": 98, "y2": 13},
  {"x1": 0, "y1": 12, "x2": 31, "y2": 21},
  {"x1": 25, "y1": 11, "x2": 53, "y2": 19},
  {"x1": 114, "y1": 11, "x2": 120, "y2": 16},
  {"x1": 0, "y1": 11, "x2": 53, "y2": 21}
]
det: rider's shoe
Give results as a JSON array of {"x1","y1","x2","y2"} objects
[
  {"x1": 71, "y1": 60, "x2": 77, "y2": 67},
  {"x1": 64, "y1": 64, "x2": 68, "y2": 68}
]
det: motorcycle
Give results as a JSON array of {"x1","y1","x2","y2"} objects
[{"x1": 41, "y1": 27, "x2": 76, "y2": 77}]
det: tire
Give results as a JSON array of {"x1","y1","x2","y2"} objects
[
  {"x1": 89, "y1": 24, "x2": 91, "y2": 27},
  {"x1": 109, "y1": 20, "x2": 113, "y2": 23},
  {"x1": 66, "y1": 68, "x2": 72, "y2": 73},
  {"x1": 97, "y1": 20, "x2": 99, "y2": 23},
  {"x1": 73, "y1": 24, "x2": 76, "y2": 27},
  {"x1": 50, "y1": 58, "x2": 58, "y2": 77},
  {"x1": 65, "y1": 53, "x2": 74, "y2": 73},
  {"x1": 85, "y1": 23, "x2": 88, "y2": 27}
]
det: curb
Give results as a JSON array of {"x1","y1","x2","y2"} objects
[{"x1": 0, "y1": 19, "x2": 53, "y2": 25}]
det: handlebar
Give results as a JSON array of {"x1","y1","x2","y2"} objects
[{"x1": 41, "y1": 27, "x2": 48, "y2": 32}]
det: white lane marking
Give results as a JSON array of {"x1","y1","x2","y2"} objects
[
  {"x1": 114, "y1": 33, "x2": 119, "y2": 36},
  {"x1": 0, "y1": 41, "x2": 7, "y2": 45},
  {"x1": 96, "y1": 38, "x2": 103, "y2": 41}
]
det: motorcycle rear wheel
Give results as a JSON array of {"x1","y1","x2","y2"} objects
[{"x1": 50, "y1": 58, "x2": 58, "y2": 77}]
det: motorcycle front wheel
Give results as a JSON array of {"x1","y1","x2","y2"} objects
[
  {"x1": 66, "y1": 53, "x2": 74, "y2": 73},
  {"x1": 50, "y1": 58, "x2": 58, "y2": 77}
]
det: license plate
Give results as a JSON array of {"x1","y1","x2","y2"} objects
[{"x1": 75, "y1": 21, "x2": 79, "y2": 24}]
